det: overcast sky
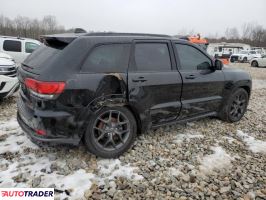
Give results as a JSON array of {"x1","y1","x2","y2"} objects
[{"x1": 1, "y1": 0, "x2": 266, "y2": 36}]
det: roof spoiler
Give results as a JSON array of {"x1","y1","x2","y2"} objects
[{"x1": 40, "y1": 32, "x2": 86, "y2": 49}]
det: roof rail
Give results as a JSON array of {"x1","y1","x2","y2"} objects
[
  {"x1": 0, "y1": 35, "x2": 25, "y2": 40},
  {"x1": 84, "y1": 32, "x2": 172, "y2": 38}
]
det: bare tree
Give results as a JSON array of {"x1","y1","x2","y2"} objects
[
  {"x1": 0, "y1": 15, "x2": 66, "y2": 40},
  {"x1": 225, "y1": 27, "x2": 239, "y2": 40}
]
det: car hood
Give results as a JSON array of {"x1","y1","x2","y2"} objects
[
  {"x1": 0, "y1": 52, "x2": 13, "y2": 60},
  {"x1": 0, "y1": 57, "x2": 15, "y2": 66}
]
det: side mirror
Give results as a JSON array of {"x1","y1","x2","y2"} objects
[{"x1": 214, "y1": 59, "x2": 223, "y2": 70}]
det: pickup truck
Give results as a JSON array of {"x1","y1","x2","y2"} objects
[
  {"x1": 230, "y1": 50, "x2": 262, "y2": 63},
  {"x1": 17, "y1": 32, "x2": 252, "y2": 158}
]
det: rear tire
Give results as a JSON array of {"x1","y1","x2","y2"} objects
[
  {"x1": 83, "y1": 106, "x2": 137, "y2": 158},
  {"x1": 219, "y1": 88, "x2": 249, "y2": 123},
  {"x1": 243, "y1": 57, "x2": 247, "y2": 63},
  {"x1": 251, "y1": 61, "x2": 258, "y2": 67}
]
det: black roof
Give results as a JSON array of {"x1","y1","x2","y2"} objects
[
  {"x1": 84, "y1": 32, "x2": 172, "y2": 38},
  {"x1": 41, "y1": 32, "x2": 186, "y2": 48}
]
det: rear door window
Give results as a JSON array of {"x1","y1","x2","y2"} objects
[
  {"x1": 25, "y1": 42, "x2": 40, "y2": 53},
  {"x1": 82, "y1": 44, "x2": 130, "y2": 73},
  {"x1": 134, "y1": 43, "x2": 171, "y2": 71},
  {"x1": 3, "y1": 40, "x2": 22, "y2": 52}
]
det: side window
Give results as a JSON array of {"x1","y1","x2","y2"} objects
[
  {"x1": 134, "y1": 43, "x2": 171, "y2": 71},
  {"x1": 176, "y1": 44, "x2": 212, "y2": 70},
  {"x1": 25, "y1": 42, "x2": 40, "y2": 53},
  {"x1": 82, "y1": 44, "x2": 130, "y2": 72},
  {"x1": 3, "y1": 40, "x2": 22, "y2": 52}
]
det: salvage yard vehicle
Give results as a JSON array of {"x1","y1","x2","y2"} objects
[
  {"x1": 17, "y1": 32, "x2": 252, "y2": 158},
  {"x1": 0, "y1": 57, "x2": 19, "y2": 100},
  {"x1": 250, "y1": 55, "x2": 266, "y2": 67},
  {"x1": 0, "y1": 36, "x2": 41, "y2": 64},
  {"x1": 230, "y1": 50, "x2": 262, "y2": 63},
  {"x1": 0, "y1": 52, "x2": 15, "y2": 61}
]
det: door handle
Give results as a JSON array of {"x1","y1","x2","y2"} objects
[
  {"x1": 132, "y1": 77, "x2": 147, "y2": 82},
  {"x1": 185, "y1": 74, "x2": 196, "y2": 79}
]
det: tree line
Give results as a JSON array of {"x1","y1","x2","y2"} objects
[
  {"x1": 0, "y1": 15, "x2": 67, "y2": 40},
  {"x1": 207, "y1": 22, "x2": 266, "y2": 47},
  {"x1": 0, "y1": 15, "x2": 266, "y2": 47}
]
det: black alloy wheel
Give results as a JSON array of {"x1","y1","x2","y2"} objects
[
  {"x1": 219, "y1": 88, "x2": 249, "y2": 123},
  {"x1": 229, "y1": 91, "x2": 248, "y2": 121},
  {"x1": 93, "y1": 110, "x2": 130, "y2": 151},
  {"x1": 84, "y1": 106, "x2": 137, "y2": 158}
]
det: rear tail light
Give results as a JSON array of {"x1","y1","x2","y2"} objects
[
  {"x1": 25, "y1": 78, "x2": 65, "y2": 98},
  {"x1": 35, "y1": 129, "x2": 46, "y2": 136}
]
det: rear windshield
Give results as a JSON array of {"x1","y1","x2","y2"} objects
[{"x1": 22, "y1": 45, "x2": 60, "y2": 70}]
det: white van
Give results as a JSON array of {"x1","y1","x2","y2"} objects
[{"x1": 0, "y1": 36, "x2": 41, "y2": 64}]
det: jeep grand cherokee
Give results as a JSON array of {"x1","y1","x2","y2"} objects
[{"x1": 17, "y1": 32, "x2": 252, "y2": 158}]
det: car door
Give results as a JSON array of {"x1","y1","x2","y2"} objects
[
  {"x1": 260, "y1": 56, "x2": 266, "y2": 66},
  {"x1": 2, "y1": 39, "x2": 23, "y2": 63},
  {"x1": 128, "y1": 40, "x2": 182, "y2": 125},
  {"x1": 173, "y1": 42, "x2": 225, "y2": 119}
]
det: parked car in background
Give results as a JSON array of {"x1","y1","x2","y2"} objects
[
  {"x1": 17, "y1": 32, "x2": 251, "y2": 158},
  {"x1": 0, "y1": 36, "x2": 41, "y2": 64},
  {"x1": 0, "y1": 52, "x2": 15, "y2": 61},
  {"x1": 250, "y1": 55, "x2": 266, "y2": 67},
  {"x1": 0, "y1": 57, "x2": 19, "y2": 100},
  {"x1": 230, "y1": 50, "x2": 262, "y2": 63}
]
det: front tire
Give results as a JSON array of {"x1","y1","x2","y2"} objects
[
  {"x1": 251, "y1": 61, "x2": 258, "y2": 67},
  {"x1": 219, "y1": 88, "x2": 249, "y2": 123},
  {"x1": 83, "y1": 106, "x2": 137, "y2": 158}
]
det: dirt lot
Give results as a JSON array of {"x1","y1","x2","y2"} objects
[{"x1": 0, "y1": 63, "x2": 266, "y2": 200}]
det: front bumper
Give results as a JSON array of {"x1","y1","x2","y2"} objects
[
  {"x1": 0, "y1": 75, "x2": 19, "y2": 98},
  {"x1": 17, "y1": 96, "x2": 81, "y2": 145}
]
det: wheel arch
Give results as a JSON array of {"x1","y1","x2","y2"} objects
[
  {"x1": 240, "y1": 85, "x2": 251, "y2": 98},
  {"x1": 124, "y1": 104, "x2": 143, "y2": 134}
]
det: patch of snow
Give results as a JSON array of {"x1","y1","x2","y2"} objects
[
  {"x1": 174, "y1": 132, "x2": 204, "y2": 143},
  {"x1": 0, "y1": 154, "x2": 52, "y2": 187},
  {"x1": 199, "y1": 146, "x2": 233, "y2": 174},
  {"x1": 0, "y1": 119, "x2": 38, "y2": 154},
  {"x1": 0, "y1": 118, "x2": 20, "y2": 131},
  {"x1": 0, "y1": 155, "x2": 95, "y2": 199},
  {"x1": 222, "y1": 136, "x2": 236, "y2": 144},
  {"x1": 237, "y1": 130, "x2": 266, "y2": 154},
  {"x1": 97, "y1": 159, "x2": 143, "y2": 182},
  {"x1": 42, "y1": 169, "x2": 95, "y2": 198},
  {"x1": 0, "y1": 118, "x2": 143, "y2": 199},
  {"x1": 0, "y1": 133, "x2": 39, "y2": 154}
]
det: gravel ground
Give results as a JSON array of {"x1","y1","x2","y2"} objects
[{"x1": 0, "y1": 63, "x2": 266, "y2": 200}]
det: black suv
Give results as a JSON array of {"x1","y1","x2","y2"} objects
[{"x1": 17, "y1": 33, "x2": 252, "y2": 158}]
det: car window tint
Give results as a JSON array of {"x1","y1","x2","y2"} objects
[
  {"x1": 82, "y1": 44, "x2": 130, "y2": 72},
  {"x1": 3, "y1": 40, "x2": 22, "y2": 52},
  {"x1": 25, "y1": 42, "x2": 40, "y2": 53},
  {"x1": 134, "y1": 43, "x2": 171, "y2": 71},
  {"x1": 176, "y1": 44, "x2": 211, "y2": 70}
]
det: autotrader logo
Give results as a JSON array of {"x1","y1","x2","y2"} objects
[{"x1": 0, "y1": 188, "x2": 54, "y2": 200}]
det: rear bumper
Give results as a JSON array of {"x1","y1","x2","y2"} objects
[
  {"x1": 17, "y1": 113, "x2": 78, "y2": 144},
  {"x1": 17, "y1": 97, "x2": 81, "y2": 145}
]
